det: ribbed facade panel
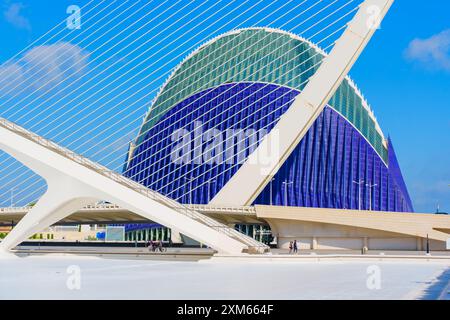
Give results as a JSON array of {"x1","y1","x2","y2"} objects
[
  {"x1": 125, "y1": 83, "x2": 413, "y2": 212},
  {"x1": 137, "y1": 29, "x2": 387, "y2": 161},
  {"x1": 125, "y1": 83, "x2": 296, "y2": 203},
  {"x1": 254, "y1": 107, "x2": 414, "y2": 212}
]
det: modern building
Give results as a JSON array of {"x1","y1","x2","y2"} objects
[
  {"x1": 125, "y1": 28, "x2": 413, "y2": 213},
  {"x1": 118, "y1": 28, "x2": 437, "y2": 250},
  {"x1": 125, "y1": 29, "x2": 413, "y2": 212}
]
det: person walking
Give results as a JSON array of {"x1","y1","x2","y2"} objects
[
  {"x1": 148, "y1": 240, "x2": 153, "y2": 252},
  {"x1": 288, "y1": 241, "x2": 293, "y2": 254},
  {"x1": 293, "y1": 240, "x2": 298, "y2": 254}
]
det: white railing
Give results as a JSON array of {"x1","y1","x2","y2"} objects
[
  {"x1": 0, "y1": 118, "x2": 269, "y2": 253},
  {"x1": 188, "y1": 204, "x2": 257, "y2": 215},
  {"x1": 0, "y1": 207, "x2": 30, "y2": 213},
  {"x1": 1, "y1": 204, "x2": 258, "y2": 215}
]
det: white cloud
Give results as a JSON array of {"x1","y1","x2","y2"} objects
[
  {"x1": 3, "y1": 2, "x2": 31, "y2": 31},
  {"x1": 405, "y1": 29, "x2": 450, "y2": 72},
  {"x1": 0, "y1": 42, "x2": 90, "y2": 96},
  {"x1": 0, "y1": 61, "x2": 25, "y2": 92}
]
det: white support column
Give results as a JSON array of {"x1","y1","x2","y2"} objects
[
  {"x1": 0, "y1": 178, "x2": 98, "y2": 252},
  {"x1": 211, "y1": 0, "x2": 394, "y2": 206},
  {"x1": 0, "y1": 124, "x2": 247, "y2": 255}
]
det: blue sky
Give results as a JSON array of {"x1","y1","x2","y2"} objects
[
  {"x1": 350, "y1": 0, "x2": 450, "y2": 213},
  {"x1": 0, "y1": 0, "x2": 448, "y2": 212}
]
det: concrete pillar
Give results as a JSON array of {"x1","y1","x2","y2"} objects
[
  {"x1": 170, "y1": 228, "x2": 183, "y2": 244},
  {"x1": 363, "y1": 237, "x2": 368, "y2": 249},
  {"x1": 417, "y1": 237, "x2": 423, "y2": 251},
  {"x1": 312, "y1": 237, "x2": 318, "y2": 250}
]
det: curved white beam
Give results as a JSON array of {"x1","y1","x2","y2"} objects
[
  {"x1": 211, "y1": 0, "x2": 394, "y2": 206},
  {"x1": 256, "y1": 206, "x2": 450, "y2": 243},
  {"x1": 0, "y1": 122, "x2": 252, "y2": 254}
]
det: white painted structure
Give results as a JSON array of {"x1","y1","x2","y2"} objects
[
  {"x1": 211, "y1": 0, "x2": 394, "y2": 206},
  {"x1": 0, "y1": 119, "x2": 265, "y2": 254},
  {"x1": 0, "y1": 0, "x2": 392, "y2": 255},
  {"x1": 1, "y1": 203, "x2": 449, "y2": 251}
]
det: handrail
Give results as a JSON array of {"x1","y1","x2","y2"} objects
[{"x1": 0, "y1": 118, "x2": 269, "y2": 252}]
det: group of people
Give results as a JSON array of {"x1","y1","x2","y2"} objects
[
  {"x1": 288, "y1": 240, "x2": 299, "y2": 254},
  {"x1": 147, "y1": 240, "x2": 165, "y2": 252}
]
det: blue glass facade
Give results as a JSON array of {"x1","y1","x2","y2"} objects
[
  {"x1": 254, "y1": 107, "x2": 414, "y2": 211},
  {"x1": 125, "y1": 82, "x2": 413, "y2": 212},
  {"x1": 125, "y1": 82, "x2": 296, "y2": 203}
]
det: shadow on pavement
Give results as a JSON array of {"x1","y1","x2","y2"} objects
[{"x1": 416, "y1": 267, "x2": 450, "y2": 300}]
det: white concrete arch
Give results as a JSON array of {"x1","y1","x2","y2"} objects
[{"x1": 0, "y1": 120, "x2": 266, "y2": 255}]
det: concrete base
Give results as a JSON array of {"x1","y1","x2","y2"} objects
[
  {"x1": 204, "y1": 253, "x2": 450, "y2": 264},
  {"x1": 256, "y1": 205, "x2": 450, "y2": 252},
  {"x1": 273, "y1": 221, "x2": 447, "y2": 251}
]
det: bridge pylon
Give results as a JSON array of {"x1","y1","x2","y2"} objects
[{"x1": 0, "y1": 119, "x2": 267, "y2": 254}]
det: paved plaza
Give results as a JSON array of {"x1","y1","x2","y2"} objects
[{"x1": 0, "y1": 254, "x2": 448, "y2": 300}]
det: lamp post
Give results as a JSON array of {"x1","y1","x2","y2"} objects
[
  {"x1": 206, "y1": 180, "x2": 216, "y2": 204},
  {"x1": 10, "y1": 187, "x2": 16, "y2": 207},
  {"x1": 184, "y1": 177, "x2": 195, "y2": 205},
  {"x1": 352, "y1": 180, "x2": 364, "y2": 211},
  {"x1": 366, "y1": 183, "x2": 377, "y2": 211},
  {"x1": 269, "y1": 178, "x2": 275, "y2": 206},
  {"x1": 282, "y1": 181, "x2": 293, "y2": 207}
]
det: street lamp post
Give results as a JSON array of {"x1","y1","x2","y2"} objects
[
  {"x1": 282, "y1": 181, "x2": 293, "y2": 207},
  {"x1": 352, "y1": 180, "x2": 364, "y2": 211},
  {"x1": 184, "y1": 177, "x2": 195, "y2": 205},
  {"x1": 269, "y1": 178, "x2": 275, "y2": 206},
  {"x1": 366, "y1": 183, "x2": 378, "y2": 211},
  {"x1": 206, "y1": 180, "x2": 216, "y2": 204},
  {"x1": 10, "y1": 187, "x2": 16, "y2": 207}
]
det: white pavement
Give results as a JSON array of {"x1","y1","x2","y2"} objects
[{"x1": 0, "y1": 255, "x2": 448, "y2": 300}]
